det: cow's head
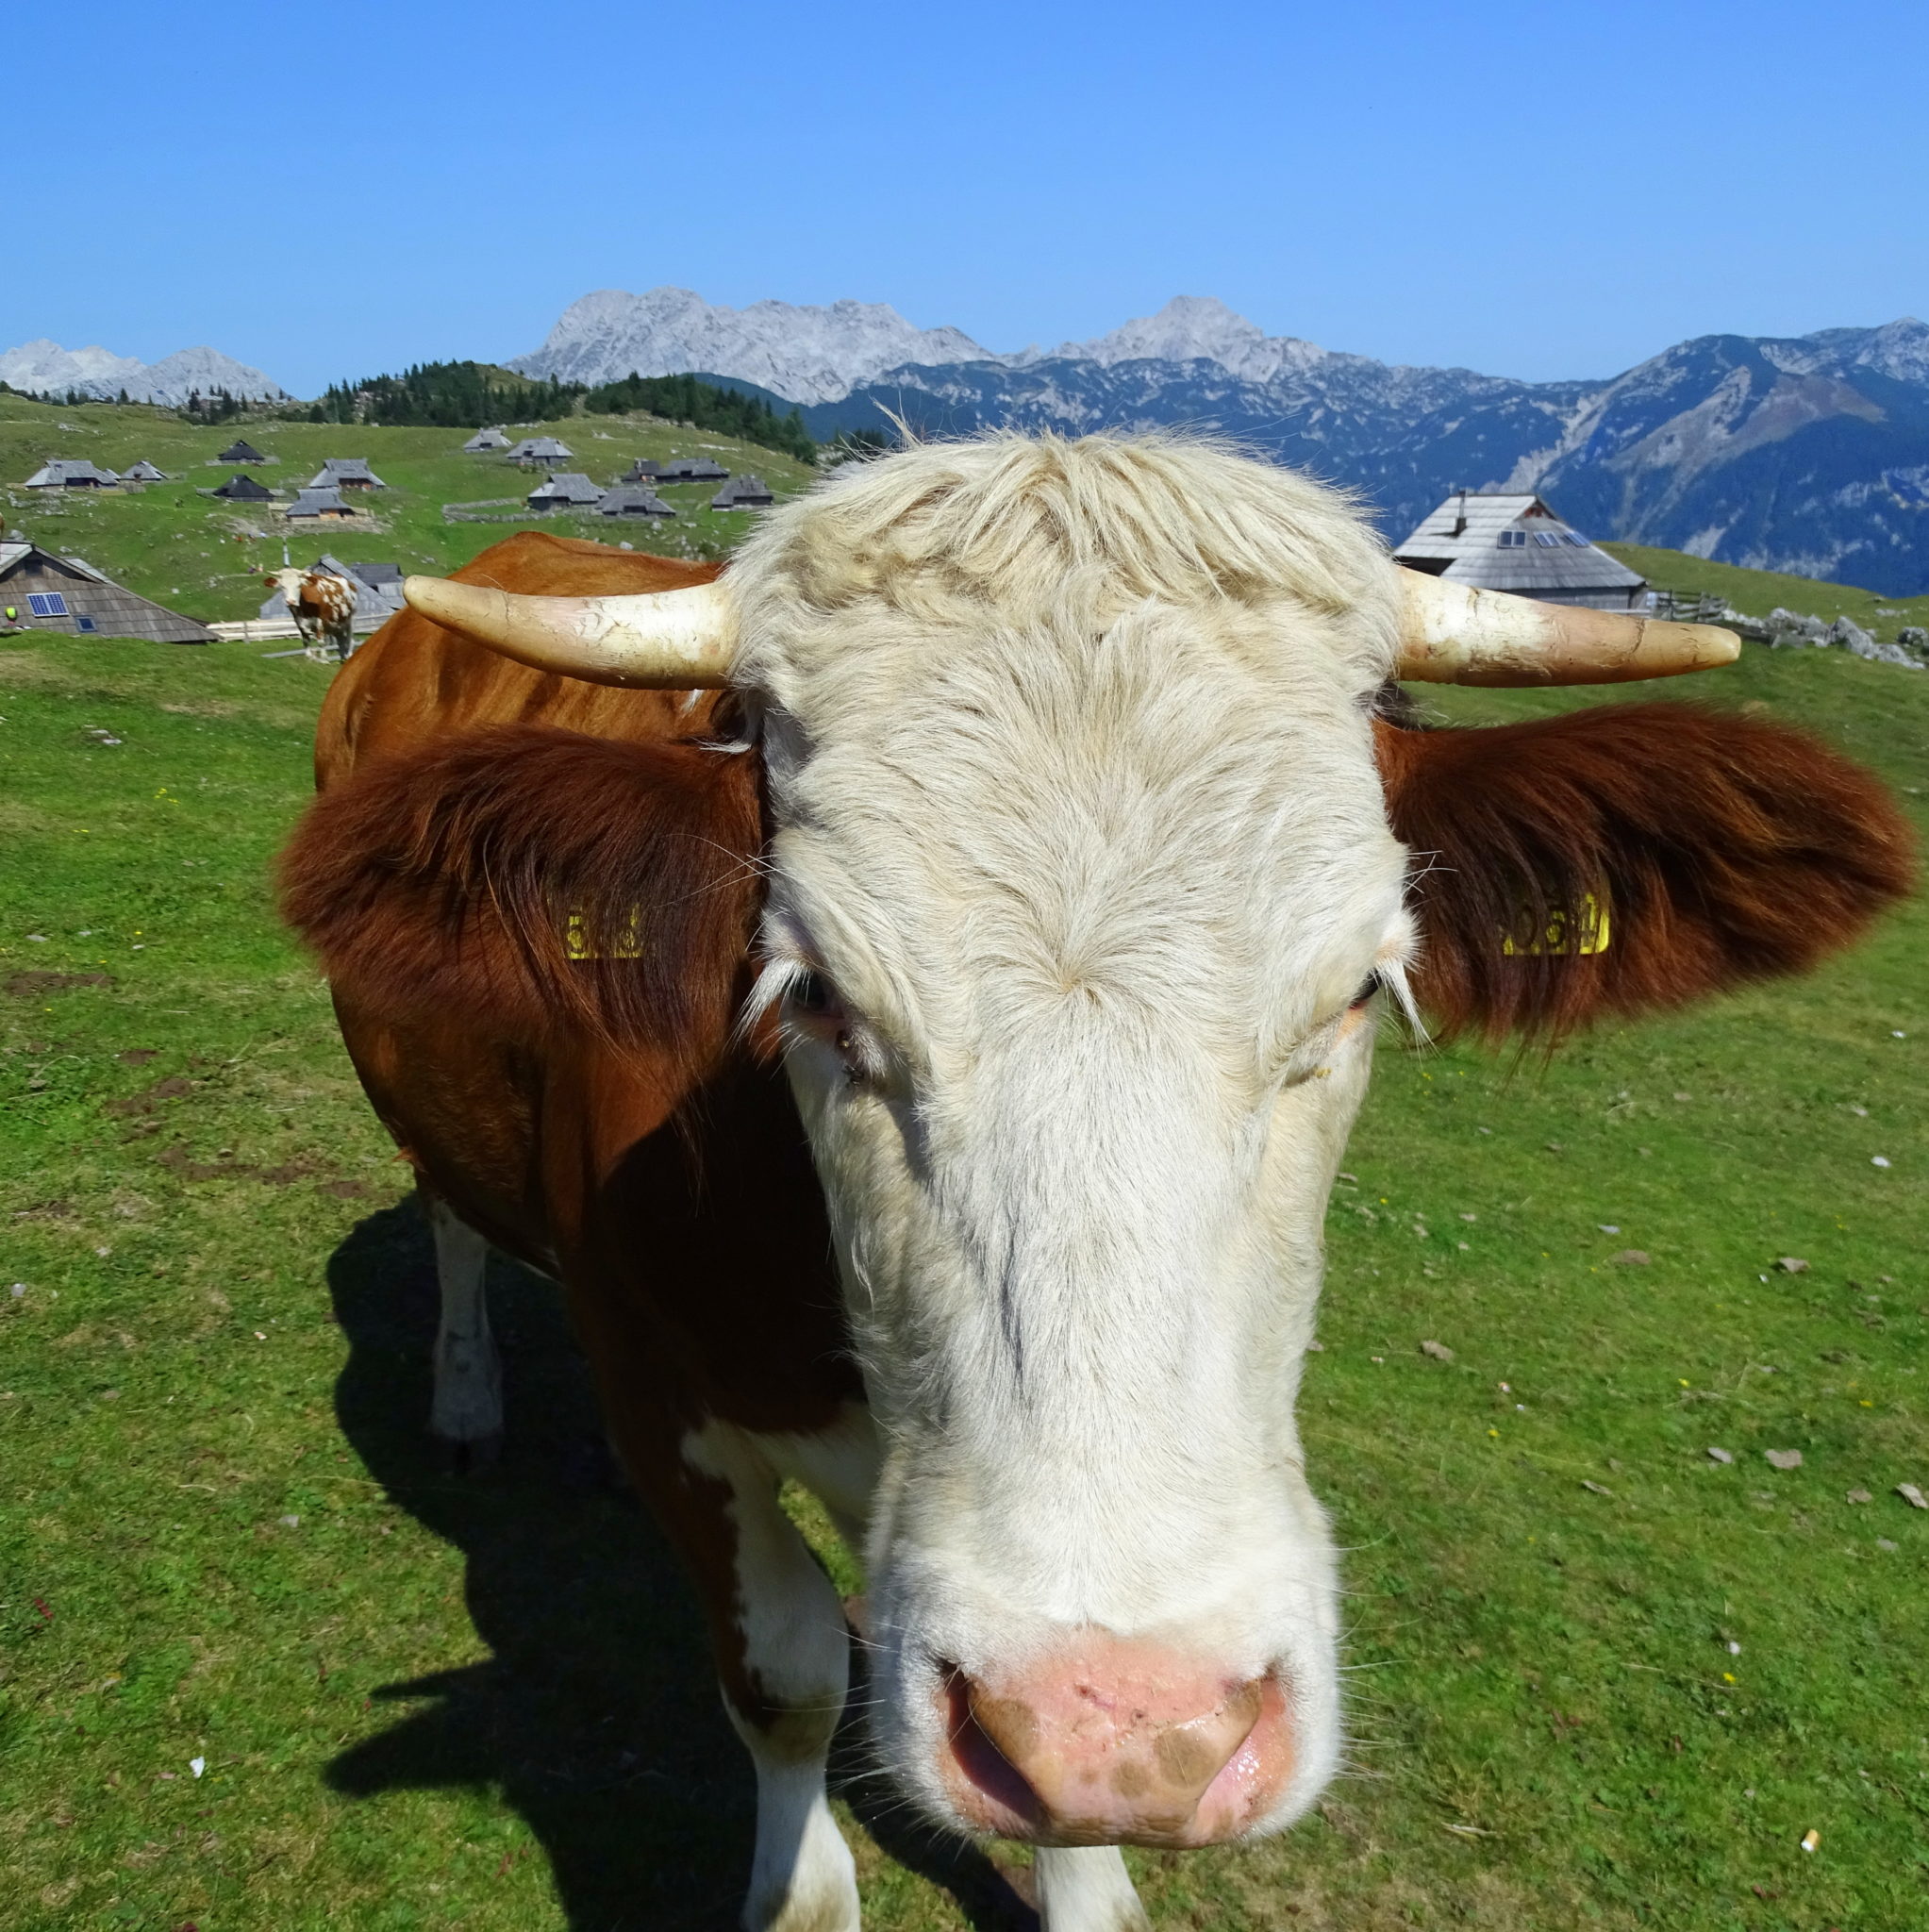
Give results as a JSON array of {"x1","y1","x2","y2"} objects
[{"x1": 391, "y1": 439, "x2": 1911, "y2": 1848}]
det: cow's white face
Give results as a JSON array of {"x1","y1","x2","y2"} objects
[{"x1": 729, "y1": 441, "x2": 1412, "y2": 1847}]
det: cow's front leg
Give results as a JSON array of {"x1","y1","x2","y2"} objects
[
  {"x1": 679, "y1": 1420, "x2": 860, "y2": 1932},
  {"x1": 424, "y1": 1194, "x2": 503, "y2": 1467},
  {"x1": 1034, "y1": 1847, "x2": 1151, "y2": 1931}
]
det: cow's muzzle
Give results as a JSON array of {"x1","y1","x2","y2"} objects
[{"x1": 933, "y1": 1632, "x2": 1292, "y2": 1847}]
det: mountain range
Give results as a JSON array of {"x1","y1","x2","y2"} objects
[
  {"x1": 512, "y1": 291, "x2": 1929, "y2": 595},
  {"x1": 0, "y1": 340, "x2": 288, "y2": 408},
  {"x1": 10, "y1": 292, "x2": 1929, "y2": 593}
]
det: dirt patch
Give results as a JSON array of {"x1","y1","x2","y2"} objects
[
  {"x1": 153, "y1": 1143, "x2": 361, "y2": 1192},
  {"x1": 107, "y1": 1075, "x2": 194, "y2": 1117},
  {"x1": 11, "y1": 1200, "x2": 75, "y2": 1221},
  {"x1": 8, "y1": 971, "x2": 115, "y2": 997},
  {"x1": 116, "y1": 1049, "x2": 159, "y2": 1066}
]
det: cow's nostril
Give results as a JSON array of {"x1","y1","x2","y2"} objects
[{"x1": 940, "y1": 1664, "x2": 1043, "y2": 1827}]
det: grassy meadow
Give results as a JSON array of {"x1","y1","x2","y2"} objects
[
  {"x1": 1600, "y1": 542, "x2": 1929, "y2": 636},
  {"x1": 0, "y1": 393, "x2": 816, "y2": 625},
  {"x1": 0, "y1": 614, "x2": 1925, "y2": 1931}
]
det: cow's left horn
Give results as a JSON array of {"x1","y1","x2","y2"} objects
[
  {"x1": 401, "y1": 575, "x2": 737, "y2": 687},
  {"x1": 1395, "y1": 569, "x2": 1739, "y2": 685}
]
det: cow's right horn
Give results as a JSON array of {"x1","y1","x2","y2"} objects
[
  {"x1": 401, "y1": 575, "x2": 737, "y2": 687},
  {"x1": 1395, "y1": 569, "x2": 1739, "y2": 685}
]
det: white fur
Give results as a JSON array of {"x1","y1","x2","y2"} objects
[
  {"x1": 717, "y1": 438, "x2": 1413, "y2": 1923},
  {"x1": 684, "y1": 1420, "x2": 861, "y2": 1932},
  {"x1": 1035, "y1": 1847, "x2": 1154, "y2": 1932}
]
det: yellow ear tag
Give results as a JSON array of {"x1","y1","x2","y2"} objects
[
  {"x1": 564, "y1": 906, "x2": 645, "y2": 961},
  {"x1": 1502, "y1": 891, "x2": 1610, "y2": 957}
]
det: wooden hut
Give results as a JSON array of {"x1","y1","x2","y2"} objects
[
  {"x1": 121, "y1": 459, "x2": 169, "y2": 483},
  {"x1": 214, "y1": 473, "x2": 274, "y2": 503},
  {"x1": 307, "y1": 458, "x2": 388, "y2": 491},
  {"x1": 507, "y1": 436, "x2": 574, "y2": 467},
  {"x1": 1392, "y1": 491, "x2": 1647, "y2": 610},
  {"x1": 526, "y1": 472, "x2": 604, "y2": 511},
  {"x1": 285, "y1": 486, "x2": 357, "y2": 520},
  {"x1": 463, "y1": 427, "x2": 512, "y2": 453},
  {"x1": 658, "y1": 457, "x2": 729, "y2": 483},
  {"x1": 711, "y1": 474, "x2": 773, "y2": 509},
  {"x1": 216, "y1": 439, "x2": 268, "y2": 464},
  {"x1": 23, "y1": 458, "x2": 120, "y2": 490},
  {"x1": 0, "y1": 540, "x2": 212, "y2": 643},
  {"x1": 596, "y1": 485, "x2": 677, "y2": 519},
  {"x1": 622, "y1": 458, "x2": 665, "y2": 483}
]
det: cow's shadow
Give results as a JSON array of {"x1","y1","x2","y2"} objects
[{"x1": 323, "y1": 1197, "x2": 1037, "y2": 1932}]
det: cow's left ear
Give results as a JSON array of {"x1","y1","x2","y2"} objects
[{"x1": 1374, "y1": 703, "x2": 1916, "y2": 1042}]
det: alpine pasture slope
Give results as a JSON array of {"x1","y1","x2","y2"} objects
[
  {"x1": 0, "y1": 391, "x2": 816, "y2": 627},
  {"x1": 1, "y1": 581, "x2": 1926, "y2": 1927},
  {"x1": 8, "y1": 388, "x2": 1929, "y2": 649}
]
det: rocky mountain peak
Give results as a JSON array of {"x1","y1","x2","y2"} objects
[
  {"x1": 507, "y1": 286, "x2": 1004, "y2": 405},
  {"x1": 0, "y1": 339, "x2": 287, "y2": 406}
]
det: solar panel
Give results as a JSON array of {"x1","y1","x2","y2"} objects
[
  {"x1": 1534, "y1": 532, "x2": 1559, "y2": 546},
  {"x1": 27, "y1": 591, "x2": 69, "y2": 617},
  {"x1": 75, "y1": 614, "x2": 98, "y2": 633}
]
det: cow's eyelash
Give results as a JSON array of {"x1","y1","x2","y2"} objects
[{"x1": 740, "y1": 955, "x2": 815, "y2": 1032}]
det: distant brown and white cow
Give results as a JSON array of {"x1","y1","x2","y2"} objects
[
  {"x1": 266, "y1": 564, "x2": 358, "y2": 660},
  {"x1": 281, "y1": 437, "x2": 1911, "y2": 1932}
]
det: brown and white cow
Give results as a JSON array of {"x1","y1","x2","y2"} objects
[
  {"x1": 267, "y1": 564, "x2": 358, "y2": 660},
  {"x1": 281, "y1": 436, "x2": 1911, "y2": 1932}
]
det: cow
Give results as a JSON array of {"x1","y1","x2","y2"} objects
[
  {"x1": 266, "y1": 563, "x2": 358, "y2": 660},
  {"x1": 280, "y1": 435, "x2": 1912, "y2": 1932}
]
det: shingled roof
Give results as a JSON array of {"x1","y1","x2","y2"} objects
[
  {"x1": 0, "y1": 541, "x2": 211, "y2": 643},
  {"x1": 596, "y1": 485, "x2": 677, "y2": 518},
  {"x1": 463, "y1": 427, "x2": 511, "y2": 452},
  {"x1": 711, "y1": 474, "x2": 773, "y2": 508},
  {"x1": 308, "y1": 458, "x2": 388, "y2": 489},
  {"x1": 527, "y1": 472, "x2": 604, "y2": 508},
  {"x1": 23, "y1": 458, "x2": 120, "y2": 489},
  {"x1": 1392, "y1": 491, "x2": 1647, "y2": 609},
  {"x1": 286, "y1": 486, "x2": 357, "y2": 519}
]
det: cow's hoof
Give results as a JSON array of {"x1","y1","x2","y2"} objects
[{"x1": 433, "y1": 1429, "x2": 504, "y2": 1475}]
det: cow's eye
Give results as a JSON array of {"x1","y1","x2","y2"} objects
[
  {"x1": 1349, "y1": 972, "x2": 1385, "y2": 1010},
  {"x1": 789, "y1": 970, "x2": 840, "y2": 1018}
]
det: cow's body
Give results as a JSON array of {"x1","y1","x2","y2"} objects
[
  {"x1": 271, "y1": 564, "x2": 358, "y2": 659},
  {"x1": 285, "y1": 443, "x2": 1911, "y2": 1932},
  {"x1": 306, "y1": 537, "x2": 876, "y2": 1925}
]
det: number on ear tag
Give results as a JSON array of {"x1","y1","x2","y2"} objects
[
  {"x1": 563, "y1": 906, "x2": 645, "y2": 961},
  {"x1": 1502, "y1": 891, "x2": 1610, "y2": 957}
]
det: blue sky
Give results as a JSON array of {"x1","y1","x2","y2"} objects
[{"x1": 12, "y1": 0, "x2": 1925, "y2": 396}]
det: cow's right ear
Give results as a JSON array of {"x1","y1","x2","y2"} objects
[
  {"x1": 279, "y1": 724, "x2": 765, "y2": 1064},
  {"x1": 1374, "y1": 703, "x2": 1915, "y2": 1043}
]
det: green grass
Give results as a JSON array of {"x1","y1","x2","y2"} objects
[
  {"x1": 1, "y1": 629, "x2": 1924, "y2": 1932},
  {"x1": 0, "y1": 393, "x2": 817, "y2": 626},
  {"x1": 1600, "y1": 542, "x2": 1929, "y2": 636}
]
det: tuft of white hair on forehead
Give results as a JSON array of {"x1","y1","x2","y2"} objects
[{"x1": 728, "y1": 432, "x2": 1402, "y2": 694}]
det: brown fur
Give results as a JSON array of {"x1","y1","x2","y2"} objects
[
  {"x1": 1375, "y1": 703, "x2": 1917, "y2": 1042},
  {"x1": 279, "y1": 724, "x2": 762, "y2": 1062},
  {"x1": 279, "y1": 530, "x2": 856, "y2": 1754}
]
